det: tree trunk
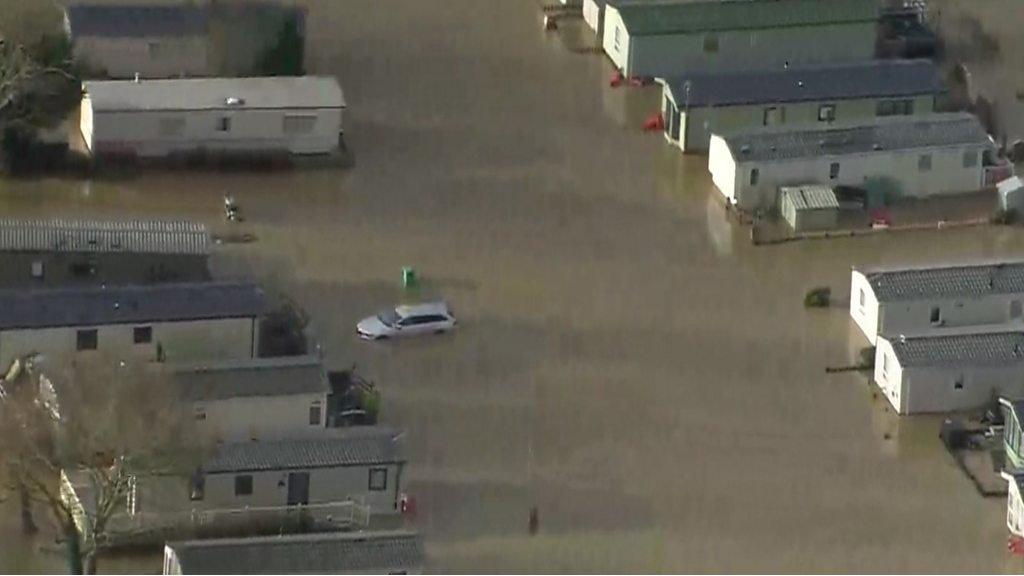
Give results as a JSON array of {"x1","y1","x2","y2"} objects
[
  {"x1": 64, "y1": 524, "x2": 84, "y2": 575},
  {"x1": 82, "y1": 550, "x2": 97, "y2": 575},
  {"x1": 18, "y1": 482, "x2": 37, "y2": 534}
]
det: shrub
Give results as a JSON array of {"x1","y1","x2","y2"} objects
[{"x1": 804, "y1": 287, "x2": 831, "y2": 308}]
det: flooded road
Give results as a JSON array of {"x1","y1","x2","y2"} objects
[{"x1": 4, "y1": 0, "x2": 1024, "y2": 572}]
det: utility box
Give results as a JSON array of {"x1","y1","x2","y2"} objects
[
  {"x1": 998, "y1": 176, "x2": 1024, "y2": 215},
  {"x1": 779, "y1": 185, "x2": 839, "y2": 233}
]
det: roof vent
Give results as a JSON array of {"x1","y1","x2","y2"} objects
[
  {"x1": 797, "y1": 80, "x2": 804, "y2": 88},
  {"x1": 899, "y1": 334, "x2": 907, "y2": 343},
  {"x1": 225, "y1": 97, "x2": 246, "y2": 107},
  {"x1": 740, "y1": 144, "x2": 751, "y2": 155},
  {"x1": 819, "y1": 139, "x2": 827, "y2": 148},
  {"x1": 872, "y1": 142, "x2": 883, "y2": 151},
  {"x1": 113, "y1": 302, "x2": 120, "y2": 310},
  {"x1": 133, "y1": 73, "x2": 140, "y2": 83}
]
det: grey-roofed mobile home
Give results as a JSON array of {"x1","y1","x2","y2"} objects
[
  {"x1": 850, "y1": 261, "x2": 1024, "y2": 345},
  {"x1": 602, "y1": 0, "x2": 879, "y2": 78},
  {"x1": 172, "y1": 356, "x2": 332, "y2": 442},
  {"x1": 204, "y1": 428, "x2": 403, "y2": 473},
  {"x1": 65, "y1": 3, "x2": 211, "y2": 78},
  {"x1": 708, "y1": 113, "x2": 998, "y2": 210},
  {"x1": 81, "y1": 77, "x2": 346, "y2": 159},
  {"x1": 874, "y1": 329, "x2": 1024, "y2": 414},
  {"x1": 0, "y1": 219, "x2": 211, "y2": 288},
  {"x1": 163, "y1": 530, "x2": 425, "y2": 575},
  {"x1": 0, "y1": 282, "x2": 264, "y2": 367},
  {"x1": 659, "y1": 60, "x2": 944, "y2": 153}
]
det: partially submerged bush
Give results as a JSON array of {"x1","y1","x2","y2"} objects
[{"x1": 804, "y1": 287, "x2": 832, "y2": 308}]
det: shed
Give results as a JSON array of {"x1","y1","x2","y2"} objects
[
  {"x1": 163, "y1": 530, "x2": 425, "y2": 575},
  {"x1": 779, "y1": 185, "x2": 839, "y2": 232},
  {"x1": 999, "y1": 176, "x2": 1024, "y2": 214},
  {"x1": 874, "y1": 329, "x2": 1024, "y2": 414},
  {"x1": 849, "y1": 260, "x2": 1024, "y2": 345},
  {"x1": 658, "y1": 60, "x2": 944, "y2": 153},
  {"x1": 602, "y1": 0, "x2": 879, "y2": 78},
  {"x1": 81, "y1": 76, "x2": 346, "y2": 159},
  {"x1": 708, "y1": 113, "x2": 996, "y2": 210}
]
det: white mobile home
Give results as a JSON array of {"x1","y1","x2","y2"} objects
[
  {"x1": 0, "y1": 282, "x2": 264, "y2": 367},
  {"x1": 65, "y1": 4, "x2": 211, "y2": 79},
  {"x1": 63, "y1": 427, "x2": 407, "y2": 546},
  {"x1": 172, "y1": 355, "x2": 331, "y2": 443},
  {"x1": 0, "y1": 218, "x2": 210, "y2": 288},
  {"x1": 81, "y1": 77, "x2": 345, "y2": 159},
  {"x1": 659, "y1": 60, "x2": 943, "y2": 153},
  {"x1": 874, "y1": 330, "x2": 1024, "y2": 415},
  {"x1": 602, "y1": 0, "x2": 878, "y2": 79},
  {"x1": 850, "y1": 262, "x2": 1024, "y2": 345},
  {"x1": 163, "y1": 531, "x2": 425, "y2": 575},
  {"x1": 708, "y1": 113, "x2": 996, "y2": 210}
]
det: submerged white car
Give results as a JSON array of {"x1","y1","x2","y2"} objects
[{"x1": 357, "y1": 302, "x2": 457, "y2": 340}]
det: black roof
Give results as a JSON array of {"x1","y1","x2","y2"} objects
[
  {"x1": 0, "y1": 282, "x2": 264, "y2": 330},
  {"x1": 664, "y1": 60, "x2": 944, "y2": 108},
  {"x1": 66, "y1": 4, "x2": 208, "y2": 39}
]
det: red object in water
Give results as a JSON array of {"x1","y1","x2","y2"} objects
[
  {"x1": 628, "y1": 76, "x2": 645, "y2": 87},
  {"x1": 643, "y1": 113, "x2": 665, "y2": 131},
  {"x1": 400, "y1": 494, "x2": 418, "y2": 519},
  {"x1": 610, "y1": 71, "x2": 624, "y2": 88},
  {"x1": 869, "y1": 208, "x2": 892, "y2": 227},
  {"x1": 1008, "y1": 535, "x2": 1024, "y2": 555}
]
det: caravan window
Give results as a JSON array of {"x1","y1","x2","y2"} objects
[
  {"x1": 930, "y1": 306, "x2": 942, "y2": 325},
  {"x1": 963, "y1": 150, "x2": 978, "y2": 167},
  {"x1": 918, "y1": 154, "x2": 933, "y2": 172},
  {"x1": 749, "y1": 168, "x2": 759, "y2": 186},
  {"x1": 818, "y1": 105, "x2": 836, "y2": 122},
  {"x1": 703, "y1": 33, "x2": 719, "y2": 53},
  {"x1": 369, "y1": 468, "x2": 388, "y2": 491},
  {"x1": 829, "y1": 162, "x2": 840, "y2": 180}
]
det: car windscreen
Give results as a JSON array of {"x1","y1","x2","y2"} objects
[{"x1": 378, "y1": 309, "x2": 401, "y2": 326}]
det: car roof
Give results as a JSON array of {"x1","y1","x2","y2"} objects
[{"x1": 396, "y1": 301, "x2": 450, "y2": 317}]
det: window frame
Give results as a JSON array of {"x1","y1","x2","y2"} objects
[
  {"x1": 702, "y1": 33, "x2": 719, "y2": 54},
  {"x1": 133, "y1": 326, "x2": 153, "y2": 344},
  {"x1": 217, "y1": 117, "x2": 232, "y2": 132},
  {"x1": 309, "y1": 404, "x2": 322, "y2": 426},
  {"x1": 234, "y1": 474, "x2": 253, "y2": 497},
  {"x1": 963, "y1": 150, "x2": 978, "y2": 168},
  {"x1": 918, "y1": 153, "x2": 932, "y2": 172},
  {"x1": 749, "y1": 168, "x2": 759, "y2": 186},
  {"x1": 76, "y1": 329, "x2": 98, "y2": 351},
  {"x1": 829, "y1": 162, "x2": 840, "y2": 180},
  {"x1": 818, "y1": 104, "x2": 836, "y2": 123},
  {"x1": 369, "y1": 467, "x2": 388, "y2": 491},
  {"x1": 930, "y1": 306, "x2": 942, "y2": 325}
]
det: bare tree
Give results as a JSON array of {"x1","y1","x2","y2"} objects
[{"x1": 0, "y1": 355, "x2": 205, "y2": 574}]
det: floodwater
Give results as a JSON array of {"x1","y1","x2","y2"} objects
[{"x1": 4, "y1": 0, "x2": 1024, "y2": 572}]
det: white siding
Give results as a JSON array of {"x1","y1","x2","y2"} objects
[
  {"x1": 876, "y1": 336, "x2": 1024, "y2": 414},
  {"x1": 194, "y1": 392, "x2": 328, "y2": 443},
  {"x1": 880, "y1": 295, "x2": 1024, "y2": 337},
  {"x1": 874, "y1": 337, "x2": 905, "y2": 413},
  {"x1": 620, "y1": 21, "x2": 876, "y2": 78},
  {"x1": 708, "y1": 135, "x2": 739, "y2": 205},
  {"x1": 723, "y1": 143, "x2": 991, "y2": 210},
  {"x1": 80, "y1": 97, "x2": 94, "y2": 151},
  {"x1": 675, "y1": 95, "x2": 935, "y2": 154},
  {"x1": 850, "y1": 271, "x2": 881, "y2": 344},
  {"x1": 73, "y1": 36, "x2": 211, "y2": 79},
  {"x1": 201, "y1": 463, "x2": 404, "y2": 516},
  {"x1": 583, "y1": 0, "x2": 604, "y2": 35},
  {"x1": 84, "y1": 107, "x2": 343, "y2": 158},
  {"x1": 1008, "y1": 480, "x2": 1024, "y2": 537},
  {"x1": 0, "y1": 316, "x2": 256, "y2": 367},
  {"x1": 601, "y1": 7, "x2": 629, "y2": 72}
]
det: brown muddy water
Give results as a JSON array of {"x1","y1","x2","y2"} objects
[{"x1": 4, "y1": 0, "x2": 1024, "y2": 573}]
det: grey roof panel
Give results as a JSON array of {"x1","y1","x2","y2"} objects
[
  {"x1": 172, "y1": 356, "x2": 329, "y2": 402},
  {"x1": 167, "y1": 531, "x2": 424, "y2": 574},
  {"x1": 780, "y1": 185, "x2": 838, "y2": 211},
  {"x1": 0, "y1": 282, "x2": 264, "y2": 330},
  {"x1": 887, "y1": 331, "x2": 1024, "y2": 367},
  {"x1": 66, "y1": 4, "x2": 208, "y2": 38},
  {"x1": 664, "y1": 60, "x2": 943, "y2": 108},
  {"x1": 609, "y1": 0, "x2": 878, "y2": 36},
  {"x1": 0, "y1": 219, "x2": 209, "y2": 255},
  {"x1": 866, "y1": 262, "x2": 1024, "y2": 301},
  {"x1": 205, "y1": 428, "x2": 404, "y2": 473},
  {"x1": 84, "y1": 77, "x2": 345, "y2": 112},
  {"x1": 722, "y1": 113, "x2": 992, "y2": 162}
]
